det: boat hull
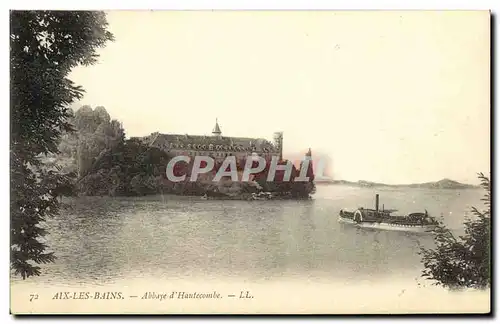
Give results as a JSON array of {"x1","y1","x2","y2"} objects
[{"x1": 338, "y1": 216, "x2": 436, "y2": 233}]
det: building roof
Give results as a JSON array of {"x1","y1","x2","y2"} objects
[{"x1": 142, "y1": 132, "x2": 279, "y2": 153}]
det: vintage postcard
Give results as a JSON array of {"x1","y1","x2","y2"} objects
[{"x1": 10, "y1": 10, "x2": 491, "y2": 314}]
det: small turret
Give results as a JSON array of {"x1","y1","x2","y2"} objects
[{"x1": 212, "y1": 118, "x2": 222, "y2": 137}]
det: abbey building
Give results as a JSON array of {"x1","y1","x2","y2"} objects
[{"x1": 139, "y1": 119, "x2": 284, "y2": 162}]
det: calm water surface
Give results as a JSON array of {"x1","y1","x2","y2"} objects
[{"x1": 12, "y1": 185, "x2": 483, "y2": 287}]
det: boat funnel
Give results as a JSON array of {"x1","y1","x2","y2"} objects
[{"x1": 375, "y1": 194, "x2": 379, "y2": 212}]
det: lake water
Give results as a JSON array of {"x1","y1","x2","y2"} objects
[{"x1": 10, "y1": 184, "x2": 490, "y2": 314}]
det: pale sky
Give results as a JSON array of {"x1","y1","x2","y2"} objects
[{"x1": 69, "y1": 10, "x2": 490, "y2": 185}]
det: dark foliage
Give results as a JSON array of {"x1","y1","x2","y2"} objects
[
  {"x1": 78, "y1": 138, "x2": 171, "y2": 196},
  {"x1": 10, "y1": 11, "x2": 113, "y2": 279},
  {"x1": 253, "y1": 159, "x2": 316, "y2": 198},
  {"x1": 419, "y1": 173, "x2": 491, "y2": 289},
  {"x1": 78, "y1": 148, "x2": 316, "y2": 199}
]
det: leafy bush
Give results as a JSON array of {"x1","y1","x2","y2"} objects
[{"x1": 419, "y1": 173, "x2": 490, "y2": 289}]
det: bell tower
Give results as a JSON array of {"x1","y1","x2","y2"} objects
[{"x1": 273, "y1": 132, "x2": 283, "y2": 161}]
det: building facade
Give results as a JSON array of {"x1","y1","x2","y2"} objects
[{"x1": 140, "y1": 119, "x2": 283, "y2": 162}]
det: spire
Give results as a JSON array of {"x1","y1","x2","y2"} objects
[
  {"x1": 212, "y1": 118, "x2": 222, "y2": 136},
  {"x1": 306, "y1": 148, "x2": 312, "y2": 157}
]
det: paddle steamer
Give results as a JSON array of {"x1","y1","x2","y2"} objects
[{"x1": 339, "y1": 194, "x2": 439, "y2": 233}]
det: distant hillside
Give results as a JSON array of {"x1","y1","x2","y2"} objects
[
  {"x1": 405, "y1": 178, "x2": 479, "y2": 189},
  {"x1": 315, "y1": 178, "x2": 478, "y2": 189}
]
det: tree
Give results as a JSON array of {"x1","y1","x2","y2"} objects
[
  {"x1": 73, "y1": 105, "x2": 125, "y2": 177},
  {"x1": 419, "y1": 173, "x2": 491, "y2": 289},
  {"x1": 10, "y1": 11, "x2": 114, "y2": 279}
]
